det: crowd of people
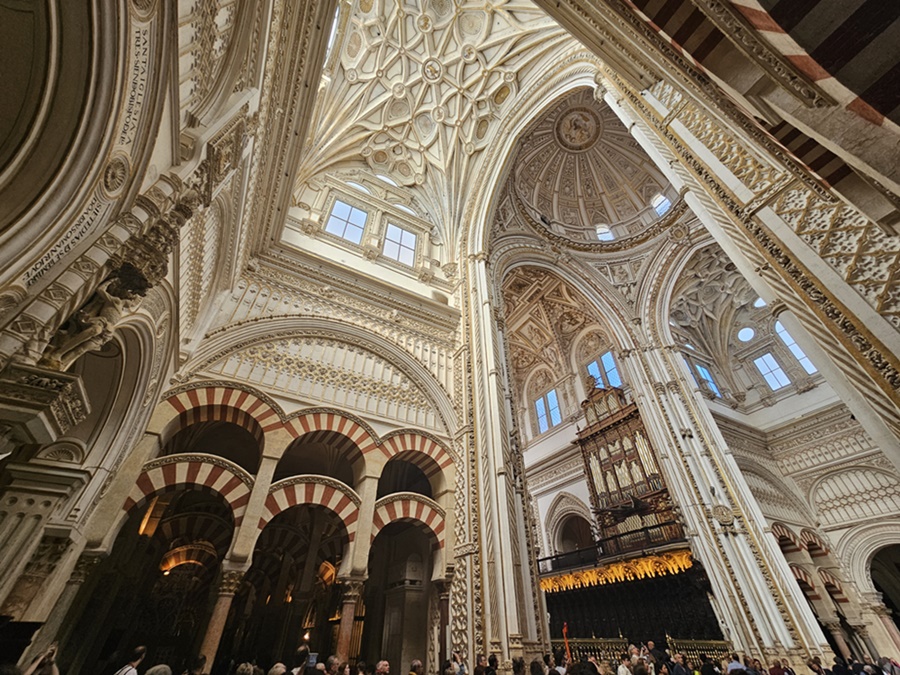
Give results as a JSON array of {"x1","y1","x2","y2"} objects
[{"x1": 4, "y1": 641, "x2": 900, "y2": 675}]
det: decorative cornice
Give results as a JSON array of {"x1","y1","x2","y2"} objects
[{"x1": 142, "y1": 452, "x2": 255, "y2": 488}]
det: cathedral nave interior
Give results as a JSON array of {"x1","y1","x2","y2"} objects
[{"x1": 0, "y1": 0, "x2": 899, "y2": 673}]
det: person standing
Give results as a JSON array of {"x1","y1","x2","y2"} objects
[{"x1": 114, "y1": 647, "x2": 147, "y2": 675}]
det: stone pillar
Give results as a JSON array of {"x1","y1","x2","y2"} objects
[
  {"x1": 1, "y1": 534, "x2": 73, "y2": 621},
  {"x1": 851, "y1": 624, "x2": 879, "y2": 660},
  {"x1": 872, "y1": 604, "x2": 900, "y2": 653},
  {"x1": 437, "y1": 580, "x2": 451, "y2": 665},
  {"x1": 21, "y1": 553, "x2": 103, "y2": 664},
  {"x1": 335, "y1": 578, "x2": 365, "y2": 662},
  {"x1": 199, "y1": 569, "x2": 245, "y2": 667},
  {"x1": 614, "y1": 343, "x2": 830, "y2": 659},
  {"x1": 0, "y1": 462, "x2": 88, "y2": 604},
  {"x1": 823, "y1": 621, "x2": 852, "y2": 661}
]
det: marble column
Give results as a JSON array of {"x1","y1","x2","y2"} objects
[
  {"x1": 872, "y1": 604, "x2": 900, "y2": 653},
  {"x1": 850, "y1": 624, "x2": 879, "y2": 660},
  {"x1": 335, "y1": 578, "x2": 365, "y2": 662},
  {"x1": 199, "y1": 569, "x2": 245, "y2": 667},
  {"x1": 823, "y1": 621, "x2": 852, "y2": 660}
]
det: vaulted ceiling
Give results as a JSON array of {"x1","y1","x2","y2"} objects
[{"x1": 292, "y1": 0, "x2": 581, "y2": 247}]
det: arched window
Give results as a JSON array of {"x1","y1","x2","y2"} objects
[
  {"x1": 595, "y1": 224, "x2": 614, "y2": 241},
  {"x1": 651, "y1": 193, "x2": 672, "y2": 216},
  {"x1": 534, "y1": 388, "x2": 562, "y2": 433},
  {"x1": 586, "y1": 351, "x2": 622, "y2": 388}
]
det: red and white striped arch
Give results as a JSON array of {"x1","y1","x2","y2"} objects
[
  {"x1": 379, "y1": 432, "x2": 454, "y2": 478},
  {"x1": 284, "y1": 411, "x2": 378, "y2": 453},
  {"x1": 771, "y1": 522, "x2": 803, "y2": 554},
  {"x1": 159, "y1": 386, "x2": 283, "y2": 446},
  {"x1": 790, "y1": 564, "x2": 821, "y2": 600},
  {"x1": 371, "y1": 495, "x2": 445, "y2": 551},
  {"x1": 818, "y1": 568, "x2": 848, "y2": 603},
  {"x1": 123, "y1": 456, "x2": 253, "y2": 526},
  {"x1": 260, "y1": 478, "x2": 361, "y2": 542},
  {"x1": 800, "y1": 529, "x2": 831, "y2": 557}
]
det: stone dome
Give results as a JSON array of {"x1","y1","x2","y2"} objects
[{"x1": 513, "y1": 88, "x2": 675, "y2": 239}]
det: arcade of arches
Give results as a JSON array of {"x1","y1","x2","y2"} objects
[{"x1": 1, "y1": 0, "x2": 900, "y2": 674}]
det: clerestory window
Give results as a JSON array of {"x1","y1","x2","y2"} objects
[
  {"x1": 587, "y1": 350, "x2": 622, "y2": 388},
  {"x1": 325, "y1": 200, "x2": 367, "y2": 244},
  {"x1": 383, "y1": 224, "x2": 417, "y2": 266},
  {"x1": 775, "y1": 321, "x2": 817, "y2": 375},
  {"x1": 534, "y1": 388, "x2": 562, "y2": 433},
  {"x1": 754, "y1": 353, "x2": 791, "y2": 390}
]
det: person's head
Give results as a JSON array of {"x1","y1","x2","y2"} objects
[
  {"x1": 146, "y1": 666, "x2": 172, "y2": 675},
  {"x1": 254, "y1": 667, "x2": 266, "y2": 675},
  {"x1": 237, "y1": 664, "x2": 255, "y2": 675},
  {"x1": 376, "y1": 662, "x2": 390, "y2": 675},
  {"x1": 445, "y1": 668, "x2": 458, "y2": 675},
  {"x1": 781, "y1": 662, "x2": 790, "y2": 669},
  {"x1": 544, "y1": 656, "x2": 553, "y2": 668},
  {"x1": 647, "y1": 643, "x2": 655, "y2": 651},
  {"x1": 411, "y1": 661, "x2": 424, "y2": 675},
  {"x1": 356, "y1": 663, "x2": 367, "y2": 675},
  {"x1": 659, "y1": 665, "x2": 669, "y2": 675},
  {"x1": 754, "y1": 661, "x2": 763, "y2": 670},
  {"x1": 513, "y1": 659, "x2": 525, "y2": 675},
  {"x1": 558, "y1": 656, "x2": 568, "y2": 669},
  {"x1": 675, "y1": 655, "x2": 684, "y2": 666},
  {"x1": 269, "y1": 664, "x2": 288, "y2": 675},
  {"x1": 732, "y1": 656, "x2": 740, "y2": 664},
  {"x1": 327, "y1": 657, "x2": 340, "y2": 675},
  {"x1": 478, "y1": 657, "x2": 487, "y2": 668},
  {"x1": 339, "y1": 664, "x2": 350, "y2": 675},
  {"x1": 622, "y1": 655, "x2": 630, "y2": 665},
  {"x1": 189, "y1": 656, "x2": 207, "y2": 675},
  {"x1": 489, "y1": 657, "x2": 498, "y2": 671},
  {"x1": 864, "y1": 659, "x2": 875, "y2": 666},
  {"x1": 878, "y1": 659, "x2": 891, "y2": 670},
  {"x1": 699, "y1": 657, "x2": 709, "y2": 665},
  {"x1": 129, "y1": 647, "x2": 148, "y2": 666},
  {"x1": 532, "y1": 661, "x2": 546, "y2": 675},
  {"x1": 633, "y1": 664, "x2": 649, "y2": 675},
  {"x1": 295, "y1": 646, "x2": 311, "y2": 670}
]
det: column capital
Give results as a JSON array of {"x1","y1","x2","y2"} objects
[
  {"x1": 219, "y1": 569, "x2": 245, "y2": 595},
  {"x1": 70, "y1": 552, "x2": 104, "y2": 583},
  {"x1": 338, "y1": 577, "x2": 366, "y2": 601}
]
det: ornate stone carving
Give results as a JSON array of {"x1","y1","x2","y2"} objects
[
  {"x1": 102, "y1": 155, "x2": 131, "y2": 198},
  {"x1": 40, "y1": 281, "x2": 139, "y2": 371},
  {"x1": 219, "y1": 569, "x2": 245, "y2": 595},
  {"x1": 0, "y1": 363, "x2": 90, "y2": 443}
]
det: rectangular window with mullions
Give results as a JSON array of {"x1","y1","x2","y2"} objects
[
  {"x1": 754, "y1": 352, "x2": 791, "y2": 390},
  {"x1": 383, "y1": 223, "x2": 417, "y2": 266},
  {"x1": 324, "y1": 199, "x2": 367, "y2": 245},
  {"x1": 534, "y1": 388, "x2": 562, "y2": 433}
]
